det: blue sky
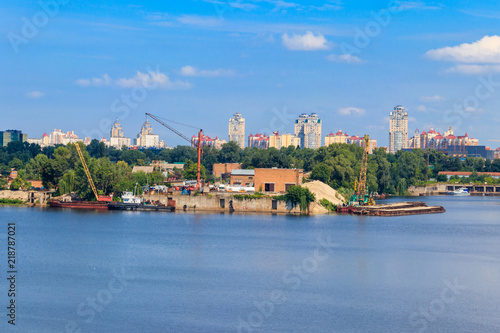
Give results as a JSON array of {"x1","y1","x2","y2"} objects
[{"x1": 1, "y1": 0, "x2": 500, "y2": 147}]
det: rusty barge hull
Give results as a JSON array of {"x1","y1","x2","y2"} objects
[
  {"x1": 49, "y1": 200, "x2": 109, "y2": 210},
  {"x1": 338, "y1": 201, "x2": 446, "y2": 217}
]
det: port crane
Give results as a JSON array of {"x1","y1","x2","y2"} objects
[
  {"x1": 349, "y1": 135, "x2": 375, "y2": 206},
  {"x1": 74, "y1": 143, "x2": 112, "y2": 202},
  {"x1": 145, "y1": 113, "x2": 203, "y2": 190}
]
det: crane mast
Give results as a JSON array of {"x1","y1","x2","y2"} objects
[
  {"x1": 75, "y1": 143, "x2": 100, "y2": 201},
  {"x1": 145, "y1": 113, "x2": 203, "y2": 190},
  {"x1": 356, "y1": 134, "x2": 370, "y2": 201}
]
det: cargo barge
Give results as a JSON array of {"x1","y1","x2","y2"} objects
[
  {"x1": 49, "y1": 199, "x2": 109, "y2": 210},
  {"x1": 337, "y1": 201, "x2": 446, "y2": 217}
]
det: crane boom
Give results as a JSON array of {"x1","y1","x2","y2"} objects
[
  {"x1": 146, "y1": 113, "x2": 203, "y2": 190},
  {"x1": 75, "y1": 143, "x2": 100, "y2": 201},
  {"x1": 146, "y1": 113, "x2": 192, "y2": 143}
]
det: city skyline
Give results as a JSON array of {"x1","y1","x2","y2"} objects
[{"x1": 2, "y1": 1, "x2": 500, "y2": 147}]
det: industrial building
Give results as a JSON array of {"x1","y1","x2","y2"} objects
[
  {"x1": 254, "y1": 168, "x2": 304, "y2": 193},
  {"x1": 213, "y1": 163, "x2": 242, "y2": 178}
]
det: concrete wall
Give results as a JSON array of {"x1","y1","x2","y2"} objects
[
  {"x1": 409, "y1": 183, "x2": 500, "y2": 196},
  {"x1": 143, "y1": 193, "x2": 324, "y2": 214},
  {"x1": 0, "y1": 190, "x2": 51, "y2": 204}
]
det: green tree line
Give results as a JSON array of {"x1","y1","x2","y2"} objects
[{"x1": 1, "y1": 139, "x2": 500, "y2": 196}]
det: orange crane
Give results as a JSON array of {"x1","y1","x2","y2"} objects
[
  {"x1": 74, "y1": 143, "x2": 112, "y2": 202},
  {"x1": 146, "y1": 113, "x2": 203, "y2": 190}
]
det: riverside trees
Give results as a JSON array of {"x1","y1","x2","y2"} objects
[{"x1": 1, "y1": 139, "x2": 499, "y2": 195}]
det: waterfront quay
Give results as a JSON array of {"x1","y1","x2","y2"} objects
[{"x1": 412, "y1": 183, "x2": 500, "y2": 196}]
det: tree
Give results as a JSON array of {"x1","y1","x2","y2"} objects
[
  {"x1": 121, "y1": 150, "x2": 147, "y2": 166},
  {"x1": 183, "y1": 162, "x2": 206, "y2": 180},
  {"x1": 40, "y1": 160, "x2": 64, "y2": 189},
  {"x1": 219, "y1": 141, "x2": 241, "y2": 163},
  {"x1": 284, "y1": 186, "x2": 316, "y2": 213},
  {"x1": 310, "y1": 163, "x2": 332, "y2": 183},
  {"x1": 9, "y1": 178, "x2": 23, "y2": 191},
  {"x1": 8, "y1": 157, "x2": 23, "y2": 170}
]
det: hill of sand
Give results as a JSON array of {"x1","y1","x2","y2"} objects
[{"x1": 301, "y1": 181, "x2": 345, "y2": 206}]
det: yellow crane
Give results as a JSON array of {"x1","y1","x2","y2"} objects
[
  {"x1": 74, "y1": 143, "x2": 111, "y2": 202},
  {"x1": 349, "y1": 135, "x2": 375, "y2": 206}
]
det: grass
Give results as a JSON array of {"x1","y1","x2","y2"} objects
[{"x1": 0, "y1": 198, "x2": 25, "y2": 205}]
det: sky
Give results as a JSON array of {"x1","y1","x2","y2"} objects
[{"x1": 1, "y1": 0, "x2": 500, "y2": 148}]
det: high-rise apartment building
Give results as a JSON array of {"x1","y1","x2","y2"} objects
[
  {"x1": 135, "y1": 118, "x2": 164, "y2": 148},
  {"x1": 228, "y1": 113, "x2": 245, "y2": 149},
  {"x1": 389, "y1": 105, "x2": 408, "y2": 154},
  {"x1": 110, "y1": 119, "x2": 131, "y2": 149},
  {"x1": 248, "y1": 133, "x2": 269, "y2": 149},
  {"x1": 294, "y1": 113, "x2": 322, "y2": 149}
]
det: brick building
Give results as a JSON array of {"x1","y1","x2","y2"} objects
[
  {"x1": 213, "y1": 163, "x2": 242, "y2": 178},
  {"x1": 254, "y1": 168, "x2": 303, "y2": 193},
  {"x1": 229, "y1": 170, "x2": 255, "y2": 186}
]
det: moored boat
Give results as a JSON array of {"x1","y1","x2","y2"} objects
[{"x1": 448, "y1": 188, "x2": 470, "y2": 196}]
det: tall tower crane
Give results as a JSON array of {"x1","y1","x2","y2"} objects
[{"x1": 145, "y1": 113, "x2": 203, "y2": 190}]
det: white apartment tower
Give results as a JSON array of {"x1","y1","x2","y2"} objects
[
  {"x1": 294, "y1": 113, "x2": 322, "y2": 149},
  {"x1": 110, "y1": 119, "x2": 131, "y2": 149},
  {"x1": 389, "y1": 105, "x2": 408, "y2": 154},
  {"x1": 135, "y1": 118, "x2": 162, "y2": 148},
  {"x1": 228, "y1": 113, "x2": 245, "y2": 149}
]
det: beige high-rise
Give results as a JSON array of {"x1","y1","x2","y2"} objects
[
  {"x1": 389, "y1": 105, "x2": 408, "y2": 154},
  {"x1": 294, "y1": 113, "x2": 322, "y2": 149},
  {"x1": 228, "y1": 113, "x2": 245, "y2": 149}
]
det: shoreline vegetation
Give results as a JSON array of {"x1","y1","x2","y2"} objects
[{"x1": 1, "y1": 140, "x2": 499, "y2": 207}]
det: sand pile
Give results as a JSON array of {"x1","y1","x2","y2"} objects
[{"x1": 301, "y1": 181, "x2": 345, "y2": 206}]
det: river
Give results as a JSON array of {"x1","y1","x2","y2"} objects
[{"x1": 0, "y1": 196, "x2": 499, "y2": 332}]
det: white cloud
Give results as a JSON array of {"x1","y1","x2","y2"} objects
[
  {"x1": 26, "y1": 91, "x2": 45, "y2": 99},
  {"x1": 392, "y1": 1, "x2": 442, "y2": 11},
  {"x1": 445, "y1": 64, "x2": 500, "y2": 75},
  {"x1": 180, "y1": 65, "x2": 236, "y2": 77},
  {"x1": 426, "y1": 35, "x2": 500, "y2": 64},
  {"x1": 420, "y1": 95, "x2": 445, "y2": 102},
  {"x1": 115, "y1": 70, "x2": 191, "y2": 89},
  {"x1": 326, "y1": 54, "x2": 363, "y2": 64},
  {"x1": 75, "y1": 74, "x2": 112, "y2": 87},
  {"x1": 177, "y1": 15, "x2": 222, "y2": 27},
  {"x1": 282, "y1": 31, "x2": 330, "y2": 51},
  {"x1": 229, "y1": 2, "x2": 258, "y2": 10},
  {"x1": 416, "y1": 105, "x2": 428, "y2": 112},
  {"x1": 76, "y1": 71, "x2": 191, "y2": 89},
  {"x1": 338, "y1": 107, "x2": 365, "y2": 116}
]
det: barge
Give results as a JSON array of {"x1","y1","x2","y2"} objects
[
  {"x1": 49, "y1": 199, "x2": 109, "y2": 210},
  {"x1": 337, "y1": 201, "x2": 446, "y2": 217}
]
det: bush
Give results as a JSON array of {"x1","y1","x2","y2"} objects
[
  {"x1": 320, "y1": 198, "x2": 337, "y2": 212},
  {"x1": 0, "y1": 198, "x2": 24, "y2": 205},
  {"x1": 233, "y1": 192, "x2": 265, "y2": 201}
]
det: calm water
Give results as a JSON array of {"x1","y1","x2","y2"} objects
[{"x1": 1, "y1": 196, "x2": 499, "y2": 333}]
